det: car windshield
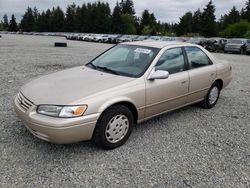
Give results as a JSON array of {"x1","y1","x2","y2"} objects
[{"x1": 86, "y1": 44, "x2": 159, "y2": 77}]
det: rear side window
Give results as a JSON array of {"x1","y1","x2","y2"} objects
[
  {"x1": 155, "y1": 47, "x2": 185, "y2": 74},
  {"x1": 185, "y1": 47, "x2": 211, "y2": 69}
]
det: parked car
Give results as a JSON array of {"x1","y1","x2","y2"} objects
[
  {"x1": 133, "y1": 35, "x2": 149, "y2": 41},
  {"x1": 160, "y1": 36, "x2": 172, "y2": 41},
  {"x1": 115, "y1": 35, "x2": 133, "y2": 43},
  {"x1": 203, "y1": 38, "x2": 227, "y2": 52},
  {"x1": 84, "y1": 34, "x2": 95, "y2": 42},
  {"x1": 108, "y1": 35, "x2": 121, "y2": 43},
  {"x1": 148, "y1": 36, "x2": 161, "y2": 41},
  {"x1": 224, "y1": 38, "x2": 248, "y2": 54},
  {"x1": 187, "y1": 37, "x2": 205, "y2": 46},
  {"x1": 14, "y1": 41, "x2": 232, "y2": 149},
  {"x1": 93, "y1": 35, "x2": 109, "y2": 43},
  {"x1": 245, "y1": 40, "x2": 250, "y2": 55}
]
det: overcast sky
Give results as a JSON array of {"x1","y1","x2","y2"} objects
[{"x1": 0, "y1": 0, "x2": 246, "y2": 23}]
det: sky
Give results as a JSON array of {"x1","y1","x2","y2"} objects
[{"x1": 0, "y1": 0, "x2": 246, "y2": 23}]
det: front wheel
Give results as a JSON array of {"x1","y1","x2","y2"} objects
[
  {"x1": 200, "y1": 82, "x2": 221, "y2": 109},
  {"x1": 93, "y1": 105, "x2": 134, "y2": 149}
]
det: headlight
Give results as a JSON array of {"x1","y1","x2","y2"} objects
[{"x1": 37, "y1": 105, "x2": 87, "y2": 118}]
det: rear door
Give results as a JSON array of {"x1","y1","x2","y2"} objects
[
  {"x1": 145, "y1": 47, "x2": 189, "y2": 118},
  {"x1": 184, "y1": 46, "x2": 216, "y2": 103}
]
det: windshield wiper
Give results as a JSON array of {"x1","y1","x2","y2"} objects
[
  {"x1": 86, "y1": 62, "x2": 97, "y2": 69},
  {"x1": 95, "y1": 66, "x2": 120, "y2": 75}
]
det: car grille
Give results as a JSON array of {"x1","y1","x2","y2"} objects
[{"x1": 16, "y1": 92, "x2": 33, "y2": 112}]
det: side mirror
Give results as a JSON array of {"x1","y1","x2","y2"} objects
[{"x1": 148, "y1": 68, "x2": 169, "y2": 80}]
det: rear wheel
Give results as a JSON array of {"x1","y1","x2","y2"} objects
[
  {"x1": 200, "y1": 82, "x2": 221, "y2": 109},
  {"x1": 93, "y1": 105, "x2": 134, "y2": 149}
]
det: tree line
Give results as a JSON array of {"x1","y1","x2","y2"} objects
[{"x1": 1, "y1": 0, "x2": 250, "y2": 38}]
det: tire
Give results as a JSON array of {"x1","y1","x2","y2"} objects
[
  {"x1": 54, "y1": 42, "x2": 67, "y2": 47},
  {"x1": 200, "y1": 82, "x2": 221, "y2": 109},
  {"x1": 93, "y1": 105, "x2": 134, "y2": 149}
]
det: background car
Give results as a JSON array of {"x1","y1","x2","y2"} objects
[
  {"x1": 224, "y1": 38, "x2": 248, "y2": 54},
  {"x1": 245, "y1": 39, "x2": 250, "y2": 55}
]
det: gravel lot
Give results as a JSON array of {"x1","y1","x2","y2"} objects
[{"x1": 0, "y1": 34, "x2": 249, "y2": 187}]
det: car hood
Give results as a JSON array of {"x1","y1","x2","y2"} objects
[{"x1": 21, "y1": 66, "x2": 135, "y2": 105}]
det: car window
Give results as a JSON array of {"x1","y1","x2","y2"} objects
[
  {"x1": 155, "y1": 48, "x2": 185, "y2": 74},
  {"x1": 185, "y1": 47, "x2": 211, "y2": 69}
]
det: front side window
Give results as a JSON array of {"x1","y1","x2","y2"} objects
[
  {"x1": 185, "y1": 47, "x2": 211, "y2": 69},
  {"x1": 155, "y1": 47, "x2": 185, "y2": 74},
  {"x1": 87, "y1": 44, "x2": 159, "y2": 77}
]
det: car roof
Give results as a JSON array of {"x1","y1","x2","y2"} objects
[{"x1": 122, "y1": 41, "x2": 191, "y2": 49}]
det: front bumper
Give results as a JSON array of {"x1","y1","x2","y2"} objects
[{"x1": 13, "y1": 95, "x2": 99, "y2": 144}]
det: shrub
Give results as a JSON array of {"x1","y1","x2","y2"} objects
[{"x1": 219, "y1": 19, "x2": 250, "y2": 38}]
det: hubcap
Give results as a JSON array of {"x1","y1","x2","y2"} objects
[
  {"x1": 105, "y1": 114, "x2": 129, "y2": 143},
  {"x1": 209, "y1": 86, "x2": 219, "y2": 104}
]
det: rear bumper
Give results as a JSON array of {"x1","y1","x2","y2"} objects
[{"x1": 13, "y1": 95, "x2": 99, "y2": 144}]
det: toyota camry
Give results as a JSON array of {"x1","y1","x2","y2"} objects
[{"x1": 14, "y1": 41, "x2": 232, "y2": 149}]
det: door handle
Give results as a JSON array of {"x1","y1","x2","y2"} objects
[{"x1": 181, "y1": 80, "x2": 187, "y2": 84}]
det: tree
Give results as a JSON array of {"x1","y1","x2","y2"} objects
[
  {"x1": 120, "y1": 14, "x2": 136, "y2": 34},
  {"x1": 8, "y1": 14, "x2": 18, "y2": 31},
  {"x1": 140, "y1": 10, "x2": 157, "y2": 35},
  {"x1": 120, "y1": 0, "x2": 135, "y2": 15},
  {"x1": 176, "y1": 12, "x2": 193, "y2": 36},
  {"x1": 91, "y1": 2, "x2": 111, "y2": 33},
  {"x1": 0, "y1": 22, "x2": 4, "y2": 31},
  {"x1": 241, "y1": 0, "x2": 250, "y2": 22},
  {"x1": 228, "y1": 6, "x2": 240, "y2": 24},
  {"x1": 192, "y1": 9, "x2": 202, "y2": 34},
  {"x1": 200, "y1": 0, "x2": 217, "y2": 37},
  {"x1": 219, "y1": 19, "x2": 250, "y2": 38},
  {"x1": 75, "y1": 5, "x2": 86, "y2": 32},
  {"x1": 3, "y1": 14, "x2": 8, "y2": 30},
  {"x1": 36, "y1": 11, "x2": 47, "y2": 32},
  {"x1": 219, "y1": 6, "x2": 240, "y2": 30},
  {"x1": 33, "y1": 7, "x2": 39, "y2": 31},
  {"x1": 65, "y1": 3, "x2": 76, "y2": 32},
  {"x1": 20, "y1": 7, "x2": 35, "y2": 32},
  {"x1": 111, "y1": 2, "x2": 123, "y2": 33},
  {"x1": 51, "y1": 6, "x2": 64, "y2": 32}
]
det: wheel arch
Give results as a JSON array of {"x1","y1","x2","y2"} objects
[
  {"x1": 98, "y1": 98, "x2": 138, "y2": 124},
  {"x1": 214, "y1": 79, "x2": 223, "y2": 90}
]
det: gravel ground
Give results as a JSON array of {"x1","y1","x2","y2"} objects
[{"x1": 0, "y1": 34, "x2": 249, "y2": 187}]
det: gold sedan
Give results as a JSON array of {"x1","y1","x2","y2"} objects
[{"x1": 14, "y1": 41, "x2": 232, "y2": 149}]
